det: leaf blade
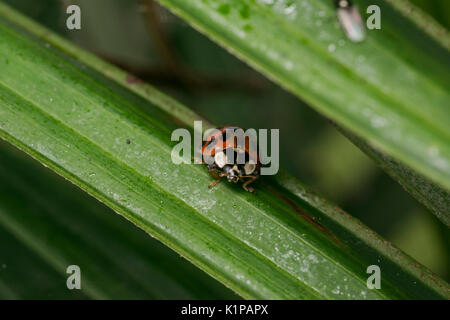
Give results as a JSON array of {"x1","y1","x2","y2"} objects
[{"x1": 0, "y1": 141, "x2": 237, "y2": 299}]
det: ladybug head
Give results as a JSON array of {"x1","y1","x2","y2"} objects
[{"x1": 223, "y1": 165, "x2": 240, "y2": 183}]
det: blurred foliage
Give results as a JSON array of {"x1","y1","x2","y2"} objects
[
  {"x1": 412, "y1": 0, "x2": 450, "y2": 29},
  {"x1": 0, "y1": 140, "x2": 238, "y2": 299},
  {"x1": 2, "y1": 0, "x2": 449, "y2": 286}
]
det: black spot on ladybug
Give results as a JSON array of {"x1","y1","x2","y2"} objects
[{"x1": 221, "y1": 130, "x2": 227, "y2": 141}]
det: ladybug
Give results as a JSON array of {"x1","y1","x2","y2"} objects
[{"x1": 201, "y1": 126, "x2": 261, "y2": 193}]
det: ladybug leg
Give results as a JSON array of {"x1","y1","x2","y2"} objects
[
  {"x1": 208, "y1": 178, "x2": 222, "y2": 189},
  {"x1": 208, "y1": 168, "x2": 221, "y2": 178},
  {"x1": 208, "y1": 170, "x2": 226, "y2": 189},
  {"x1": 242, "y1": 176, "x2": 258, "y2": 193}
]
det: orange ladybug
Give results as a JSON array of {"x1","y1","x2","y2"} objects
[{"x1": 201, "y1": 126, "x2": 260, "y2": 193}]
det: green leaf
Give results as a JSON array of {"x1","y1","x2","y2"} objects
[
  {"x1": 0, "y1": 141, "x2": 238, "y2": 299},
  {"x1": 153, "y1": 0, "x2": 450, "y2": 204},
  {"x1": 0, "y1": 3, "x2": 448, "y2": 299}
]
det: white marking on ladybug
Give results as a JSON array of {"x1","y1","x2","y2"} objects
[
  {"x1": 244, "y1": 161, "x2": 256, "y2": 175},
  {"x1": 214, "y1": 151, "x2": 227, "y2": 168}
]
